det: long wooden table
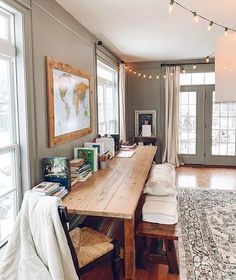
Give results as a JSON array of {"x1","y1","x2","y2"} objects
[{"x1": 63, "y1": 146, "x2": 157, "y2": 279}]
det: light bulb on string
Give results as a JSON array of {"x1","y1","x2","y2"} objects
[
  {"x1": 129, "y1": 68, "x2": 132, "y2": 72},
  {"x1": 206, "y1": 56, "x2": 210, "y2": 63},
  {"x1": 163, "y1": 74, "x2": 167, "y2": 79},
  {"x1": 170, "y1": 72, "x2": 174, "y2": 76},
  {"x1": 149, "y1": 75, "x2": 152, "y2": 79},
  {"x1": 134, "y1": 71, "x2": 136, "y2": 75},
  {"x1": 143, "y1": 74, "x2": 146, "y2": 78},
  {"x1": 193, "y1": 12, "x2": 198, "y2": 23},
  {"x1": 225, "y1": 27, "x2": 228, "y2": 36},
  {"x1": 193, "y1": 64, "x2": 197, "y2": 70},
  {"x1": 182, "y1": 67, "x2": 186, "y2": 74},
  {"x1": 207, "y1": 21, "x2": 213, "y2": 32},
  {"x1": 169, "y1": 0, "x2": 174, "y2": 14},
  {"x1": 156, "y1": 75, "x2": 160, "y2": 79},
  {"x1": 138, "y1": 73, "x2": 141, "y2": 77}
]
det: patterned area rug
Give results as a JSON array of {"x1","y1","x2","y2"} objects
[{"x1": 178, "y1": 188, "x2": 236, "y2": 280}]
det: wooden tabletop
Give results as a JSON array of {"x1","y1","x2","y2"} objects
[{"x1": 63, "y1": 146, "x2": 157, "y2": 219}]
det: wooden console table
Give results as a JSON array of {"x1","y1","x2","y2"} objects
[{"x1": 63, "y1": 146, "x2": 157, "y2": 279}]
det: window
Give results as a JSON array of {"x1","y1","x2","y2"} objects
[
  {"x1": 179, "y1": 91, "x2": 197, "y2": 154},
  {"x1": 180, "y1": 72, "x2": 215, "y2": 86},
  {"x1": 0, "y1": 4, "x2": 22, "y2": 246},
  {"x1": 212, "y1": 92, "x2": 236, "y2": 156},
  {"x1": 97, "y1": 60, "x2": 119, "y2": 136}
]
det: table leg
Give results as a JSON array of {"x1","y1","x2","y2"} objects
[{"x1": 124, "y1": 218, "x2": 135, "y2": 279}]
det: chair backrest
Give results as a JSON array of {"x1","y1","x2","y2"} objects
[{"x1": 58, "y1": 206, "x2": 80, "y2": 276}]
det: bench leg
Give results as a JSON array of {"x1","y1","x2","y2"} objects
[{"x1": 164, "y1": 240, "x2": 179, "y2": 274}]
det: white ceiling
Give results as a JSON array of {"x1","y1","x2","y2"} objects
[{"x1": 55, "y1": 0, "x2": 236, "y2": 62}]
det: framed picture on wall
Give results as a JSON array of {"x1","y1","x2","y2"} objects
[
  {"x1": 46, "y1": 57, "x2": 93, "y2": 147},
  {"x1": 135, "y1": 110, "x2": 157, "y2": 137}
]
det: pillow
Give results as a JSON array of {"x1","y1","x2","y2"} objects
[{"x1": 143, "y1": 163, "x2": 176, "y2": 196}]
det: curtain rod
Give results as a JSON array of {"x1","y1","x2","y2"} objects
[
  {"x1": 95, "y1": 41, "x2": 124, "y2": 64},
  {"x1": 161, "y1": 62, "x2": 215, "y2": 67}
]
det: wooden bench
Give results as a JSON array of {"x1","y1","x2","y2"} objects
[{"x1": 136, "y1": 221, "x2": 179, "y2": 274}]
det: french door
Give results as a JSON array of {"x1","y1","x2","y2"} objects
[{"x1": 179, "y1": 85, "x2": 236, "y2": 165}]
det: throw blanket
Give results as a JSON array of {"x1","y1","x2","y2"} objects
[{"x1": 0, "y1": 191, "x2": 78, "y2": 280}]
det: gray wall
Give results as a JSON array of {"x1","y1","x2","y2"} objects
[{"x1": 31, "y1": 0, "x2": 98, "y2": 182}]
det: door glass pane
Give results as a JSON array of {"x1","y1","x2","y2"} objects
[
  {"x1": 0, "y1": 191, "x2": 16, "y2": 245},
  {"x1": 0, "y1": 58, "x2": 13, "y2": 147},
  {"x1": 179, "y1": 91, "x2": 197, "y2": 154},
  {"x1": 212, "y1": 92, "x2": 236, "y2": 156}
]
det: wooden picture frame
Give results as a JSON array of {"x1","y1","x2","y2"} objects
[
  {"x1": 135, "y1": 110, "x2": 157, "y2": 137},
  {"x1": 46, "y1": 57, "x2": 93, "y2": 147}
]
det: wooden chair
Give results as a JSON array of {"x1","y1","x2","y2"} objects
[
  {"x1": 58, "y1": 206, "x2": 120, "y2": 279},
  {"x1": 136, "y1": 221, "x2": 179, "y2": 274}
]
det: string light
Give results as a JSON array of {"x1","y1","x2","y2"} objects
[
  {"x1": 193, "y1": 64, "x2": 197, "y2": 70},
  {"x1": 156, "y1": 75, "x2": 160, "y2": 79},
  {"x1": 138, "y1": 73, "x2": 141, "y2": 77},
  {"x1": 207, "y1": 21, "x2": 213, "y2": 32},
  {"x1": 192, "y1": 12, "x2": 198, "y2": 24},
  {"x1": 170, "y1": 1, "x2": 236, "y2": 36},
  {"x1": 129, "y1": 68, "x2": 132, "y2": 72},
  {"x1": 143, "y1": 74, "x2": 146, "y2": 78},
  {"x1": 169, "y1": 0, "x2": 174, "y2": 14},
  {"x1": 134, "y1": 71, "x2": 136, "y2": 75},
  {"x1": 163, "y1": 75, "x2": 167, "y2": 79},
  {"x1": 206, "y1": 56, "x2": 210, "y2": 63},
  {"x1": 225, "y1": 27, "x2": 228, "y2": 36},
  {"x1": 182, "y1": 68, "x2": 186, "y2": 73},
  {"x1": 149, "y1": 75, "x2": 152, "y2": 79}
]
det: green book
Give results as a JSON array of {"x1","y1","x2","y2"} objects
[{"x1": 74, "y1": 148, "x2": 98, "y2": 172}]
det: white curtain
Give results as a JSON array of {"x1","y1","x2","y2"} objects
[
  {"x1": 162, "y1": 66, "x2": 183, "y2": 167},
  {"x1": 119, "y1": 63, "x2": 126, "y2": 143}
]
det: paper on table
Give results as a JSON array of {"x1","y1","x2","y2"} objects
[{"x1": 116, "y1": 150, "x2": 135, "y2": 158}]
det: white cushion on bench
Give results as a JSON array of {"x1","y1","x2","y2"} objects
[
  {"x1": 142, "y1": 195, "x2": 178, "y2": 225},
  {"x1": 143, "y1": 163, "x2": 176, "y2": 196}
]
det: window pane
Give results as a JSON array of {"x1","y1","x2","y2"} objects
[
  {"x1": 192, "y1": 73, "x2": 204, "y2": 85},
  {"x1": 0, "y1": 59, "x2": 13, "y2": 147},
  {"x1": 211, "y1": 92, "x2": 236, "y2": 156},
  {"x1": 0, "y1": 191, "x2": 16, "y2": 245},
  {"x1": 0, "y1": 12, "x2": 8, "y2": 40},
  {"x1": 205, "y1": 72, "x2": 215, "y2": 84},
  {"x1": 180, "y1": 73, "x2": 191, "y2": 85},
  {"x1": 0, "y1": 152, "x2": 15, "y2": 196},
  {"x1": 179, "y1": 92, "x2": 197, "y2": 154},
  {"x1": 97, "y1": 61, "x2": 118, "y2": 135}
]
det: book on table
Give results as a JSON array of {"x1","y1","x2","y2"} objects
[
  {"x1": 42, "y1": 157, "x2": 71, "y2": 192},
  {"x1": 33, "y1": 181, "x2": 68, "y2": 198},
  {"x1": 74, "y1": 147, "x2": 98, "y2": 172}
]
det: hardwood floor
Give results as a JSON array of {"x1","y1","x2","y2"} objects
[{"x1": 81, "y1": 166, "x2": 236, "y2": 280}]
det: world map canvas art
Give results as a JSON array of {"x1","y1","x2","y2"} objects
[{"x1": 46, "y1": 57, "x2": 93, "y2": 147}]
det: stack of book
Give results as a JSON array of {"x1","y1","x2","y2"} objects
[
  {"x1": 32, "y1": 182, "x2": 68, "y2": 198},
  {"x1": 70, "y1": 159, "x2": 93, "y2": 184}
]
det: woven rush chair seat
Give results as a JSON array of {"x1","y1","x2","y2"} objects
[{"x1": 70, "y1": 227, "x2": 114, "y2": 268}]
